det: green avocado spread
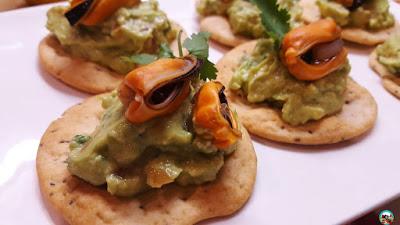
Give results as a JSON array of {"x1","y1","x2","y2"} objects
[
  {"x1": 47, "y1": 0, "x2": 176, "y2": 74},
  {"x1": 197, "y1": 0, "x2": 303, "y2": 38},
  {"x1": 317, "y1": 0, "x2": 394, "y2": 30},
  {"x1": 230, "y1": 39, "x2": 350, "y2": 126},
  {"x1": 376, "y1": 33, "x2": 400, "y2": 75},
  {"x1": 68, "y1": 84, "x2": 236, "y2": 197}
]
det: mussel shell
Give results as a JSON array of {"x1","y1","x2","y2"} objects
[
  {"x1": 302, "y1": 38, "x2": 344, "y2": 65},
  {"x1": 218, "y1": 87, "x2": 234, "y2": 128},
  {"x1": 65, "y1": 0, "x2": 94, "y2": 26},
  {"x1": 146, "y1": 80, "x2": 186, "y2": 110},
  {"x1": 145, "y1": 57, "x2": 201, "y2": 110},
  {"x1": 348, "y1": 0, "x2": 365, "y2": 11}
]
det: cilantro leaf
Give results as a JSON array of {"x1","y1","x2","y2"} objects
[
  {"x1": 123, "y1": 32, "x2": 218, "y2": 81},
  {"x1": 124, "y1": 54, "x2": 158, "y2": 65},
  {"x1": 199, "y1": 59, "x2": 217, "y2": 80},
  {"x1": 182, "y1": 32, "x2": 217, "y2": 80},
  {"x1": 159, "y1": 43, "x2": 175, "y2": 58},
  {"x1": 250, "y1": 0, "x2": 290, "y2": 48},
  {"x1": 183, "y1": 32, "x2": 211, "y2": 59}
]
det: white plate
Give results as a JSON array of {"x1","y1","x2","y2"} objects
[{"x1": 0, "y1": 1, "x2": 400, "y2": 224}]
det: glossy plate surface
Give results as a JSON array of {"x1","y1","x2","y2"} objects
[{"x1": 0, "y1": 1, "x2": 399, "y2": 224}]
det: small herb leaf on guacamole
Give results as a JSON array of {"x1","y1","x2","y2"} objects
[
  {"x1": 159, "y1": 43, "x2": 175, "y2": 58},
  {"x1": 73, "y1": 134, "x2": 91, "y2": 144},
  {"x1": 250, "y1": 0, "x2": 290, "y2": 48},
  {"x1": 123, "y1": 43, "x2": 175, "y2": 65},
  {"x1": 183, "y1": 32, "x2": 217, "y2": 80},
  {"x1": 70, "y1": 134, "x2": 91, "y2": 150},
  {"x1": 124, "y1": 54, "x2": 158, "y2": 65}
]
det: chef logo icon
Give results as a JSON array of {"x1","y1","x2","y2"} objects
[{"x1": 379, "y1": 210, "x2": 394, "y2": 225}]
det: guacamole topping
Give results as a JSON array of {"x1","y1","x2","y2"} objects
[
  {"x1": 47, "y1": 0, "x2": 176, "y2": 74},
  {"x1": 376, "y1": 34, "x2": 400, "y2": 75},
  {"x1": 68, "y1": 84, "x2": 236, "y2": 197},
  {"x1": 317, "y1": 0, "x2": 394, "y2": 30},
  {"x1": 230, "y1": 39, "x2": 350, "y2": 126},
  {"x1": 197, "y1": 0, "x2": 303, "y2": 38}
]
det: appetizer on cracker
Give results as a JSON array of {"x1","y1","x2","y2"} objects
[
  {"x1": 217, "y1": 0, "x2": 377, "y2": 145},
  {"x1": 39, "y1": 0, "x2": 184, "y2": 94},
  {"x1": 370, "y1": 32, "x2": 400, "y2": 98},
  {"x1": 300, "y1": 0, "x2": 397, "y2": 45},
  {"x1": 36, "y1": 32, "x2": 256, "y2": 225},
  {"x1": 196, "y1": 0, "x2": 304, "y2": 47}
]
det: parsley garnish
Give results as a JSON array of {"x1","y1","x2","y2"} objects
[
  {"x1": 122, "y1": 43, "x2": 175, "y2": 65},
  {"x1": 250, "y1": 0, "x2": 290, "y2": 49},
  {"x1": 124, "y1": 31, "x2": 217, "y2": 80},
  {"x1": 126, "y1": 54, "x2": 158, "y2": 65},
  {"x1": 159, "y1": 43, "x2": 175, "y2": 59},
  {"x1": 183, "y1": 32, "x2": 211, "y2": 59},
  {"x1": 183, "y1": 32, "x2": 217, "y2": 80}
]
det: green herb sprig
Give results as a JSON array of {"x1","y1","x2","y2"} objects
[
  {"x1": 183, "y1": 32, "x2": 217, "y2": 80},
  {"x1": 250, "y1": 0, "x2": 290, "y2": 49},
  {"x1": 124, "y1": 31, "x2": 217, "y2": 80}
]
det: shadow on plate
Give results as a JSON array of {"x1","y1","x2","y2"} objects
[{"x1": 36, "y1": 58, "x2": 89, "y2": 99}]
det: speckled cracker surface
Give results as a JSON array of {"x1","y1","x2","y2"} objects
[
  {"x1": 200, "y1": 16, "x2": 250, "y2": 47},
  {"x1": 217, "y1": 41, "x2": 377, "y2": 145},
  {"x1": 39, "y1": 35, "x2": 123, "y2": 94},
  {"x1": 369, "y1": 51, "x2": 400, "y2": 98},
  {"x1": 36, "y1": 95, "x2": 257, "y2": 225},
  {"x1": 39, "y1": 22, "x2": 186, "y2": 94},
  {"x1": 299, "y1": 0, "x2": 396, "y2": 45}
]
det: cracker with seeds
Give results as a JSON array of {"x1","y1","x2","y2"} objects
[
  {"x1": 299, "y1": 0, "x2": 397, "y2": 46},
  {"x1": 369, "y1": 51, "x2": 400, "y2": 98},
  {"x1": 217, "y1": 41, "x2": 377, "y2": 145},
  {"x1": 36, "y1": 95, "x2": 257, "y2": 225},
  {"x1": 39, "y1": 23, "x2": 186, "y2": 94}
]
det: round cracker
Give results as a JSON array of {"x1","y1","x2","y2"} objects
[
  {"x1": 299, "y1": 0, "x2": 397, "y2": 46},
  {"x1": 200, "y1": 16, "x2": 250, "y2": 47},
  {"x1": 36, "y1": 95, "x2": 257, "y2": 225},
  {"x1": 217, "y1": 41, "x2": 377, "y2": 145},
  {"x1": 369, "y1": 51, "x2": 400, "y2": 98},
  {"x1": 341, "y1": 24, "x2": 398, "y2": 46},
  {"x1": 39, "y1": 22, "x2": 186, "y2": 94}
]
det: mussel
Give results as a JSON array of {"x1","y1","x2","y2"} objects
[
  {"x1": 65, "y1": 0, "x2": 94, "y2": 26},
  {"x1": 119, "y1": 56, "x2": 201, "y2": 124},
  {"x1": 193, "y1": 81, "x2": 241, "y2": 149},
  {"x1": 65, "y1": 0, "x2": 139, "y2": 26},
  {"x1": 336, "y1": 0, "x2": 365, "y2": 11},
  {"x1": 280, "y1": 19, "x2": 348, "y2": 81}
]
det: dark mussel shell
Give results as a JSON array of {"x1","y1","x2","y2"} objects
[
  {"x1": 348, "y1": 0, "x2": 365, "y2": 11},
  {"x1": 218, "y1": 87, "x2": 234, "y2": 128},
  {"x1": 65, "y1": 0, "x2": 95, "y2": 26}
]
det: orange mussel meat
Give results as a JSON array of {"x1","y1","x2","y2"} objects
[
  {"x1": 119, "y1": 56, "x2": 199, "y2": 124},
  {"x1": 281, "y1": 19, "x2": 348, "y2": 81},
  {"x1": 193, "y1": 82, "x2": 241, "y2": 149}
]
